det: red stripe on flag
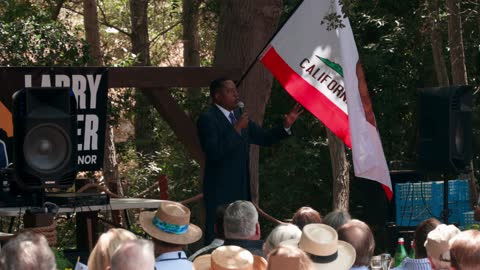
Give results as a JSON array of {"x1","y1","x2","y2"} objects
[
  {"x1": 261, "y1": 47, "x2": 351, "y2": 147},
  {"x1": 382, "y1": 184, "x2": 393, "y2": 201}
]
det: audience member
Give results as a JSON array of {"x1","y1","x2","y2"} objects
[
  {"x1": 87, "y1": 228, "x2": 137, "y2": 270},
  {"x1": 223, "y1": 200, "x2": 264, "y2": 257},
  {"x1": 424, "y1": 224, "x2": 460, "y2": 270},
  {"x1": 189, "y1": 204, "x2": 227, "y2": 261},
  {"x1": 292, "y1": 206, "x2": 322, "y2": 230},
  {"x1": 0, "y1": 231, "x2": 56, "y2": 270},
  {"x1": 282, "y1": 223, "x2": 356, "y2": 270},
  {"x1": 450, "y1": 229, "x2": 480, "y2": 270},
  {"x1": 139, "y1": 200, "x2": 202, "y2": 270},
  {"x1": 109, "y1": 239, "x2": 155, "y2": 270},
  {"x1": 193, "y1": 245, "x2": 267, "y2": 270},
  {"x1": 263, "y1": 224, "x2": 301, "y2": 255},
  {"x1": 267, "y1": 245, "x2": 313, "y2": 270},
  {"x1": 337, "y1": 219, "x2": 375, "y2": 270},
  {"x1": 322, "y1": 209, "x2": 351, "y2": 230},
  {"x1": 393, "y1": 218, "x2": 440, "y2": 270}
]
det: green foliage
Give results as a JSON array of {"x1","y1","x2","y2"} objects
[
  {"x1": 117, "y1": 114, "x2": 202, "y2": 201},
  {"x1": 464, "y1": 223, "x2": 480, "y2": 230},
  {"x1": 348, "y1": 0, "x2": 425, "y2": 163},
  {"x1": 53, "y1": 248, "x2": 73, "y2": 270},
  {"x1": 259, "y1": 81, "x2": 334, "y2": 232},
  {"x1": 0, "y1": 2, "x2": 89, "y2": 66}
]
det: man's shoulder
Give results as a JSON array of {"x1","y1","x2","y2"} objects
[
  {"x1": 188, "y1": 239, "x2": 224, "y2": 261},
  {"x1": 198, "y1": 106, "x2": 219, "y2": 120},
  {"x1": 223, "y1": 239, "x2": 265, "y2": 257}
]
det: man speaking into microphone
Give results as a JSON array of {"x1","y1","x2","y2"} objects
[{"x1": 197, "y1": 78, "x2": 303, "y2": 242}]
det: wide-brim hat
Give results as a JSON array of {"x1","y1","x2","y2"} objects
[
  {"x1": 139, "y1": 200, "x2": 202, "y2": 245},
  {"x1": 193, "y1": 246, "x2": 267, "y2": 270},
  {"x1": 281, "y1": 224, "x2": 355, "y2": 270},
  {"x1": 424, "y1": 224, "x2": 460, "y2": 261}
]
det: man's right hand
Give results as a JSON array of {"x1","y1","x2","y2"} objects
[{"x1": 234, "y1": 112, "x2": 249, "y2": 133}]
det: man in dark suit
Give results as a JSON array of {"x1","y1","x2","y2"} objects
[{"x1": 197, "y1": 78, "x2": 303, "y2": 242}]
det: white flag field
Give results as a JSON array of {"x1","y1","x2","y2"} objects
[{"x1": 260, "y1": 0, "x2": 392, "y2": 200}]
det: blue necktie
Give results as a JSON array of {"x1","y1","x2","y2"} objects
[{"x1": 228, "y1": 112, "x2": 237, "y2": 125}]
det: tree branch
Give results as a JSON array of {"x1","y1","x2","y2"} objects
[
  {"x1": 149, "y1": 20, "x2": 182, "y2": 47},
  {"x1": 97, "y1": 1, "x2": 132, "y2": 37},
  {"x1": 49, "y1": 0, "x2": 66, "y2": 20},
  {"x1": 136, "y1": 182, "x2": 160, "y2": 198}
]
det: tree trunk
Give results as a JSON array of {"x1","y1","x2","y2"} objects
[
  {"x1": 84, "y1": 0, "x2": 124, "y2": 225},
  {"x1": 183, "y1": 0, "x2": 201, "y2": 102},
  {"x1": 83, "y1": 0, "x2": 102, "y2": 63},
  {"x1": 446, "y1": 0, "x2": 467, "y2": 85},
  {"x1": 214, "y1": 0, "x2": 282, "y2": 205},
  {"x1": 50, "y1": 0, "x2": 65, "y2": 21},
  {"x1": 446, "y1": 0, "x2": 478, "y2": 207},
  {"x1": 478, "y1": 0, "x2": 480, "y2": 35},
  {"x1": 327, "y1": 130, "x2": 350, "y2": 211},
  {"x1": 130, "y1": 0, "x2": 156, "y2": 155},
  {"x1": 426, "y1": 0, "x2": 450, "y2": 86}
]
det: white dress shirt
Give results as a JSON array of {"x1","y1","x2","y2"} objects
[
  {"x1": 155, "y1": 251, "x2": 193, "y2": 270},
  {"x1": 214, "y1": 103, "x2": 291, "y2": 134}
]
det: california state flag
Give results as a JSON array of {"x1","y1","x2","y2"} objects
[{"x1": 260, "y1": 0, "x2": 392, "y2": 200}]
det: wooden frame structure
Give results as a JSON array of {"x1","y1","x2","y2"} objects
[
  {"x1": 0, "y1": 66, "x2": 241, "y2": 251},
  {"x1": 0, "y1": 66, "x2": 242, "y2": 166}
]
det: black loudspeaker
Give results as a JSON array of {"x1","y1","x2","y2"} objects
[
  {"x1": 12, "y1": 88, "x2": 77, "y2": 189},
  {"x1": 418, "y1": 85, "x2": 473, "y2": 173}
]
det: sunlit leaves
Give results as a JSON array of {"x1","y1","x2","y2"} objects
[{"x1": 0, "y1": 18, "x2": 89, "y2": 66}]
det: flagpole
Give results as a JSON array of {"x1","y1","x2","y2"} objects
[{"x1": 236, "y1": 0, "x2": 305, "y2": 87}]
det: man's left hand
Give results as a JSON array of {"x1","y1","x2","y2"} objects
[{"x1": 283, "y1": 103, "x2": 304, "y2": 128}]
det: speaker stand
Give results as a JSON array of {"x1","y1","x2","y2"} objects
[{"x1": 440, "y1": 175, "x2": 450, "y2": 224}]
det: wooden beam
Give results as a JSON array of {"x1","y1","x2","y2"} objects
[
  {"x1": 0, "y1": 66, "x2": 241, "y2": 110},
  {"x1": 0, "y1": 66, "x2": 227, "y2": 168}
]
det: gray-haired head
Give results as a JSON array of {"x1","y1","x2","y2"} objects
[
  {"x1": 322, "y1": 209, "x2": 351, "y2": 230},
  {"x1": 224, "y1": 200, "x2": 259, "y2": 239},
  {"x1": 110, "y1": 239, "x2": 155, "y2": 270},
  {"x1": 0, "y1": 231, "x2": 56, "y2": 270},
  {"x1": 264, "y1": 224, "x2": 302, "y2": 255}
]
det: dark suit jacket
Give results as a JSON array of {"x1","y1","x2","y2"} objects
[{"x1": 197, "y1": 105, "x2": 289, "y2": 241}]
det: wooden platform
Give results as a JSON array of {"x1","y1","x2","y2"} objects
[{"x1": 0, "y1": 198, "x2": 165, "y2": 216}]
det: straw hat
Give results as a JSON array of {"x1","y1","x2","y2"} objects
[
  {"x1": 424, "y1": 224, "x2": 460, "y2": 261},
  {"x1": 193, "y1": 246, "x2": 267, "y2": 270},
  {"x1": 139, "y1": 200, "x2": 202, "y2": 245},
  {"x1": 281, "y1": 224, "x2": 355, "y2": 270}
]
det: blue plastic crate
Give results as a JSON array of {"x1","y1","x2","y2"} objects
[
  {"x1": 459, "y1": 211, "x2": 480, "y2": 228},
  {"x1": 395, "y1": 180, "x2": 470, "y2": 226}
]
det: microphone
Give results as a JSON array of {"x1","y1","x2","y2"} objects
[{"x1": 237, "y1": 101, "x2": 245, "y2": 114}]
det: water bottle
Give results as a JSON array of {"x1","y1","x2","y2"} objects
[
  {"x1": 394, "y1": 237, "x2": 407, "y2": 267},
  {"x1": 409, "y1": 240, "x2": 415, "y2": 258}
]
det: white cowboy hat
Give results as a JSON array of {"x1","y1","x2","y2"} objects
[
  {"x1": 139, "y1": 200, "x2": 202, "y2": 245},
  {"x1": 425, "y1": 224, "x2": 460, "y2": 262},
  {"x1": 193, "y1": 246, "x2": 267, "y2": 270},
  {"x1": 281, "y1": 223, "x2": 356, "y2": 270}
]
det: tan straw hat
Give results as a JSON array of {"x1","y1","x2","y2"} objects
[
  {"x1": 139, "y1": 200, "x2": 202, "y2": 245},
  {"x1": 281, "y1": 223, "x2": 356, "y2": 270},
  {"x1": 193, "y1": 246, "x2": 267, "y2": 270},
  {"x1": 268, "y1": 253, "x2": 301, "y2": 270}
]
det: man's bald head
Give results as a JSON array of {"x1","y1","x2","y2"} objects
[{"x1": 338, "y1": 219, "x2": 375, "y2": 267}]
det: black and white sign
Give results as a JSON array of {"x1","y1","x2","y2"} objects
[{"x1": 0, "y1": 67, "x2": 108, "y2": 171}]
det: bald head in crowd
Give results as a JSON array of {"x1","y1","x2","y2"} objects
[
  {"x1": 109, "y1": 239, "x2": 155, "y2": 270},
  {"x1": 0, "y1": 232, "x2": 56, "y2": 270},
  {"x1": 337, "y1": 219, "x2": 375, "y2": 267}
]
